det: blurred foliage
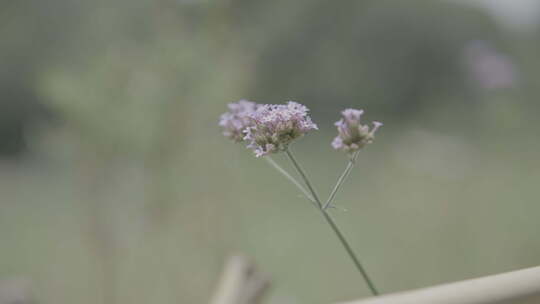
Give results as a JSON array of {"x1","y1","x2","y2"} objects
[
  {"x1": 238, "y1": 0, "x2": 503, "y2": 115},
  {"x1": 1, "y1": 0, "x2": 540, "y2": 304}
]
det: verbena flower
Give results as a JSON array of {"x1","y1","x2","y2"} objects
[
  {"x1": 219, "y1": 100, "x2": 259, "y2": 142},
  {"x1": 244, "y1": 101, "x2": 318, "y2": 157},
  {"x1": 332, "y1": 109, "x2": 382, "y2": 153}
]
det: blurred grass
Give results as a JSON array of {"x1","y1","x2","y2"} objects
[{"x1": 1, "y1": 102, "x2": 540, "y2": 304}]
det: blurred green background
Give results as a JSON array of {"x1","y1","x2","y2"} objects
[{"x1": 1, "y1": 0, "x2": 540, "y2": 303}]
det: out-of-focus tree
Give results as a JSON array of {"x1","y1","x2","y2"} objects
[
  {"x1": 0, "y1": 0, "x2": 87, "y2": 157},
  {"x1": 227, "y1": 0, "x2": 505, "y2": 120}
]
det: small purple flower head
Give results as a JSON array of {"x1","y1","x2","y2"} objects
[
  {"x1": 332, "y1": 109, "x2": 382, "y2": 153},
  {"x1": 244, "y1": 101, "x2": 318, "y2": 157},
  {"x1": 219, "y1": 100, "x2": 258, "y2": 142}
]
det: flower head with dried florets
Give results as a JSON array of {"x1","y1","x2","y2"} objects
[
  {"x1": 219, "y1": 100, "x2": 259, "y2": 142},
  {"x1": 332, "y1": 109, "x2": 382, "y2": 154},
  {"x1": 244, "y1": 101, "x2": 318, "y2": 157}
]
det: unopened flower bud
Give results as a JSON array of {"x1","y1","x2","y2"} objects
[{"x1": 332, "y1": 109, "x2": 382, "y2": 153}]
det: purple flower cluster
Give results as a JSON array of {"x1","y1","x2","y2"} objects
[
  {"x1": 220, "y1": 101, "x2": 381, "y2": 157},
  {"x1": 332, "y1": 109, "x2": 382, "y2": 154},
  {"x1": 219, "y1": 100, "x2": 258, "y2": 142},
  {"x1": 219, "y1": 100, "x2": 318, "y2": 157},
  {"x1": 244, "y1": 101, "x2": 318, "y2": 157}
]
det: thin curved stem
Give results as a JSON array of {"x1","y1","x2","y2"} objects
[
  {"x1": 264, "y1": 156, "x2": 316, "y2": 205},
  {"x1": 321, "y1": 211, "x2": 379, "y2": 296},
  {"x1": 284, "y1": 148, "x2": 379, "y2": 296},
  {"x1": 323, "y1": 151, "x2": 360, "y2": 210},
  {"x1": 284, "y1": 149, "x2": 322, "y2": 209}
]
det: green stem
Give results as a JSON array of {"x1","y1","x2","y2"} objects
[
  {"x1": 265, "y1": 156, "x2": 316, "y2": 206},
  {"x1": 284, "y1": 148, "x2": 379, "y2": 296},
  {"x1": 321, "y1": 211, "x2": 379, "y2": 296},
  {"x1": 284, "y1": 149, "x2": 322, "y2": 209},
  {"x1": 323, "y1": 151, "x2": 360, "y2": 210}
]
